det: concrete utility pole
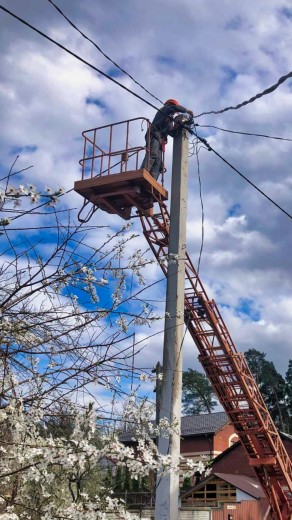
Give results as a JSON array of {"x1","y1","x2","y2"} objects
[{"x1": 155, "y1": 124, "x2": 189, "y2": 520}]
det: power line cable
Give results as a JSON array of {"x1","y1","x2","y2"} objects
[
  {"x1": 196, "y1": 124, "x2": 292, "y2": 142},
  {"x1": 3, "y1": 4, "x2": 292, "y2": 157},
  {"x1": 1, "y1": 4, "x2": 197, "y2": 145},
  {"x1": 191, "y1": 129, "x2": 292, "y2": 220},
  {"x1": 1, "y1": 4, "x2": 186, "y2": 162},
  {"x1": 3, "y1": 7, "x2": 290, "y2": 222},
  {"x1": 192, "y1": 129, "x2": 205, "y2": 277},
  {"x1": 187, "y1": 134, "x2": 205, "y2": 277},
  {"x1": 196, "y1": 69, "x2": 292, "y2": 117},
  {"x1": 0, "y1": 5, "x2": 160, "y2": 113},
  {"x1": 47, "y1": 0, "x2": 163, "y2": 105}
]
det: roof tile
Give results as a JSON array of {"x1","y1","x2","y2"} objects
[
  {"x1": 181, "y1": 412, "x2": 229, "y2": 436},
  {"x1": 120, "y1": 411, "x2": 229, "y2": 442}
]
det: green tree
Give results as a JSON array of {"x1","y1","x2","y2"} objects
[
  {"x1": 182, "y1": 369, "x2": 217, "y2": 415},
  {"x1": 245, "y1": 349, "x2": 290, "y2": 432},
  {"x1": 261, "y1": 361, "x2": 289, "y2": 432},
  {"x1": 285, "y1": 360, "x2": 292, "y2": 431},
  {"x1": 244, "y1": 348, "x2": 266, "y2": 384}
]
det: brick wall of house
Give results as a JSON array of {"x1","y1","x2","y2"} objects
[
  {"x1": 211, "y1": 443, "x2": 255, "y2": 477},
  {"x1": 211, "y1": 436, "x2": 292, "y2": 477},
  {"x1": 180, "y1": 423, "x2": 239, "y2": 461},
  {"x1": 213, "y1": 423, "x2": 239, "y2": 453},
  {"x1": 181, "y1": 435, "x2": 214, "y2": 459}
]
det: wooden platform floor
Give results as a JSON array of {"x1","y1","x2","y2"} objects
[{"x1": 74, "y1": 169, "x2": 168, "y2": 220}]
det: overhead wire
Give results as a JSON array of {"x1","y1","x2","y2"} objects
[
  {"x1": 196, "y1": 69, "x2": 292, "y2": 117},
  {"x1": 192, "y1": 127, "x2": 205, "y2": 277},
  {"x1": 0, "y1": 5, "x2": 160, "y2": 113},
  {"x1": 0, "y1": 4, "x2": 192, "y2": 139},
  {"x1": 2, "y1": 5, "x2": 292, "y2": 162},
  {"x1": 196, "y1": 124, "x2": 292, "y2": 142},
  {"x1": 190, "y1": 128, "x2": 292, "y2": 220},
  {"x1": 0, "y1": 3, "x2": 182, "y2": 220},
  {"x1": 18, "y1": 0, "x2": 292, "y2": 130},
  {"x1": 3, "y1": 2, "x2": 291, "y2": 225},
  {"x1": 3, "y1": 6, "x2": 292, "y2": 462},
  {"x1": 0, "y1": 10, "x2": 292, "y2": 228},
  {"x1": 5, "y1": 4, "x2": 292, "y2": 437},
  {"x1": 47, "y1": 0, "x2": 163, "y2": 105},
  {"x1": 0, "y1": 5, "x2": 211, "y2": 426}
]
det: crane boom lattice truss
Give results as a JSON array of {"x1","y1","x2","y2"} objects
[{"x1": 139, "y1": 199, "x2": 292, "y2": 520}]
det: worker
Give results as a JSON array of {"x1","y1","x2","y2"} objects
[
  {"x1": 197, "y1": 301, "x2": 205, "y2": 318},
  {"x1": 141, "y1": 99, "x2": 193, "y2": 180}
]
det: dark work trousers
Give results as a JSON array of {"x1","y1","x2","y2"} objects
[{"x1": 141, "y1": 133, "x2": 162, "y2": 181}]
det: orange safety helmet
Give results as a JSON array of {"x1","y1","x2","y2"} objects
[{"x1": 164, "y1": 99, "x2": 179, "y2": 106}]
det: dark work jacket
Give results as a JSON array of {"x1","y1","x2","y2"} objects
[{"x1": 150, "y1": 104, "x2": 188, "y2": 139}]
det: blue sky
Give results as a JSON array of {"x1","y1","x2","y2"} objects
[{"x1": 1, "y1": 0, "x2": 292, "y2": 413}]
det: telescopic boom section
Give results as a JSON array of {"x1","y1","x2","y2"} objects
[{"x1": 139, "y1": 200, "x2": 292, "y2": 520}]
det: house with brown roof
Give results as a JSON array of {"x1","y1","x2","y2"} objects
[
  {"x1": 181, "y1": 432, "x2": 292, "y2": 519},
  {"x1": 120, "y1": 411, "x2": 239, "y2": 489},
  {"x1": 180, "y1": 412, "x2": 239, "y2": 463},
  {"x1": 120, "y1": 411, "x2": 238, "y2": 460},
  {"x1": 208, "y1": 431, "x2": 292, "y2": 477},
  {"x1": 182, "y1": 472, "x2": 269, "y2": 519},
  {"x1": 118, "y1": 415, "x2": 292, "y2": 518}
]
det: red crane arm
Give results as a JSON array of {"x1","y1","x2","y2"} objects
[{"x1": 140, "y1": 200, "x2": 292, "y2": 520}]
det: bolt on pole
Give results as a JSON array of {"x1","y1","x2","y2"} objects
[{"x1": 155, "y1": 125, "x2": 189, "y2": 520}]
